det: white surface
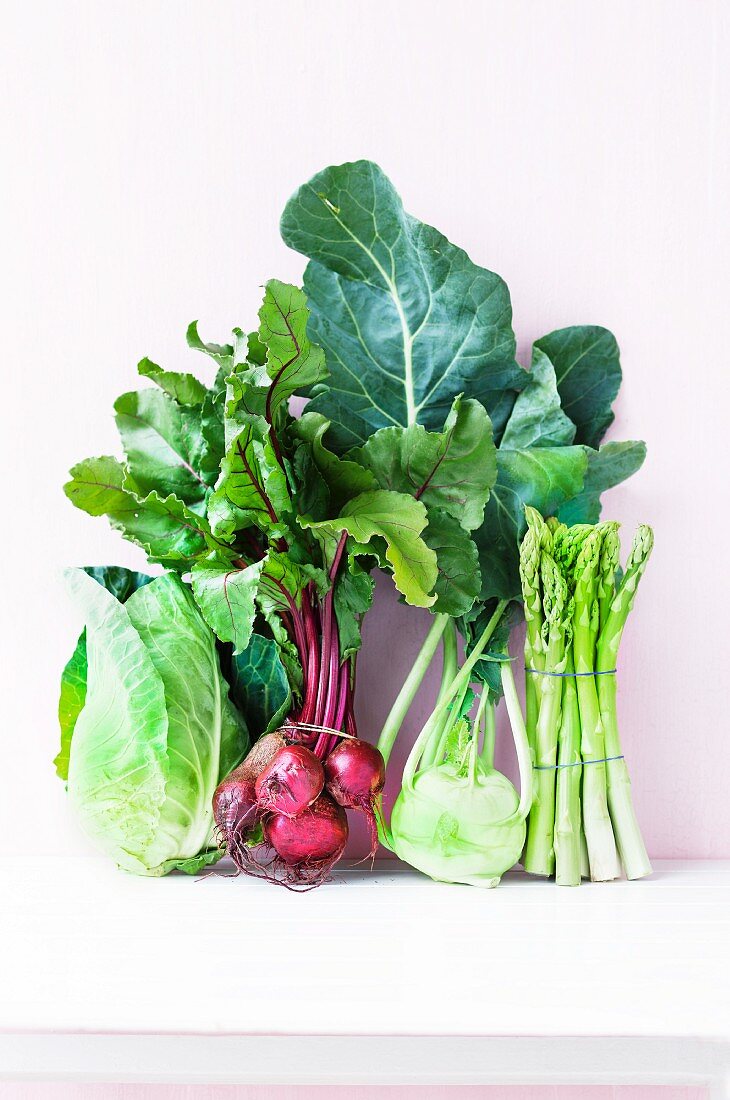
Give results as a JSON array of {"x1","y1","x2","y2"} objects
[
  {"x1": 1, "y1": 0, "x2": 729, "y2": 870},
  {"x1": 2, "y1": 859, "x2": 728, "y2": 1043}
]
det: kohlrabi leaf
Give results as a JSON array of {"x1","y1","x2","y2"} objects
[
  {"x1": 114, "y1": 389, "x2": 210, "y2": 502},
  {"x1": 280, "y1": 159, "x2": 523, "y2": 451},
  {"x1": 258, "y1": 280, "x2": 328, "y2": 418},
  {"x1": 557, "y1": 441, "x2": 647, "y2": 525},
  {"x1": 333, "y1": 558, "x2": 376, "y2": 660},
  {"x1": 64, "y1": 569, "x2": 170, "y2": 874},
  {"x1": 422, "y1": 512, "x2": 481, "y2": 617},
  {"x1": 534, "y1": 326, "x2": 622, "y2": 449},
  {"x1": 137, "y1": 357, "x2": 207, "y2": 407},
  {"x1": 124, "y1": 575, "x2": 249, "y2": 870},
  {"x1": 500, "y1": 347, "x2": 576, "y2": 449},
  {"x1": 191, "y1": 558, "x2": 265, "y2": 654},
  {"x1": 290, "y1": 413, "x2": 378, "y2": 513},
  {"x1": 474, "y1": 448, "x2": 589, "y2": 602},
  {"x1": 460, "y1": 600, "x2": 521, "y2": 703},
  {"x1": 228, "y1": 633, "x2": 291, "y2": 737},
  {"x1": 350, "y1": 396, "x2": 496, "y2": 532},
  {"x1": 64, "y1": 457, "x2": 213, "y2": 566},
  {"x1": 300, "y1": 489, "x2": 438, "y2": 608},
  {"x1": 55, "y1": 567, "x2": 154, "y2": 781}
]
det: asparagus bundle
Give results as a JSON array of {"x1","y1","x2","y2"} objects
[{"x1": 520, "y1": 508, "x2": 653, "y2": 885}]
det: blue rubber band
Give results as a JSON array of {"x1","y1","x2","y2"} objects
[
  {"x1": 533, "y1": 754, "x2": 624, "y2": 771},
  {"x1": 525, "y1": 668, "x2": 617, "y2": 678}
]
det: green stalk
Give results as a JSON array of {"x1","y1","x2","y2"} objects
[
  {"x1": 402, "y1": 600, "x2": 508, "y2": 789},
  {"x1": 481, "y1": 696, "x2": 496, "y2": 768},
  {"x1": 377, "y1": 613, "x2": 448, "y2": 767},
  {"x1": 523, "y1": 553, "x2": 567, "y2": 876},
  {"x1": 421, "y1": 620, "x2": 459, "y2": 769},
  {"x1": 573, "y1": 531, "x2": 620, "y2": 882},
  {"x1": 596, "y1": 525, "x2": 654, "y2": 879},
  {"x1": 500, "y1": 658, "x2": 533, "y2": 821},
  {"x1": 553, "y1": 648, "x2": 582, "y2": 886}
]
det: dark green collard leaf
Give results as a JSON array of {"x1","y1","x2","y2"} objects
[
  {"x1": 351, "y1": 397, "x2": 496, "y2": 532},
  {"x1": 258, "y1": 280, "x2": 328, "y2": 418},
  {"x1": 474, "y1": 448, "x2": 588, "y2": 602},
  {"x1": 114, "y1": 389, "x2": 210, "y2": 502},
  {"x1": 300, "y1": 490, "x2": 438, "y2": 608},
  {"x1": 64, "y1": 457, "x2": 213, "y2": 566},
  {"x1": 55, "y1": 566, "x2": 155, "y2": 781},
  {"x1": 500, "y1": 347, "x2": 576, "y2": 449},
  {"x1": 290, "y1": 413, "x2": 378, "y2": 514},
  {"x1": 137, "y1": 357, "x2": 207, "y2": 407},
  {"x1": 280, "y1": 159, "x2": 524, "y2": 451},
  {"x1": 191, "y1": 558, "x2": 265, "y2": 654},
  {"x1": 557, "y1": 441, "x2": 647, "y2": 525},
  {"x1": 534, "y1": 326, "x2": 621, "y2": 449},
  {"x1": 229, "y1": 633, "x2": 291, "y2": 737},
  {"x1": 333, "y1": 560, "x2": 375, "y2": 661},
  {"x1": 422, "y1": 512, "x2": 481, "y2": 617}
]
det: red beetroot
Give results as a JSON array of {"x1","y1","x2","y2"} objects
[
  {"x1": 264, "y1": 793, "x2": 348, "y2": 871},
  {"x1": 324, "y1": 738, "x2": 386, "y2": 857},
  {"x1": 255, "y1": 745, "x2": 325, "y2": 818},
  {"x1": 213, "y1": 765, "x2": 258, "y2": 848}
]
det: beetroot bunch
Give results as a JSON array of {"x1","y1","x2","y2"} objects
[{"x1": 213, "y1": 729, "x2": 385, "y2": 889}]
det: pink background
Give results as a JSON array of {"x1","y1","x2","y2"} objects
[{"x1": 2, "y1": 0, "x2": 727, "y2": 1095}]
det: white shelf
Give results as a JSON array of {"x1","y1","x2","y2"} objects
[{"x1": 3, "y1": 857, "x2": 729, "y2": 1093}]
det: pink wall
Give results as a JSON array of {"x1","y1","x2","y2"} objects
[{"x1": 0, "y1": 1087, "x2": 711, "y2": 1100}]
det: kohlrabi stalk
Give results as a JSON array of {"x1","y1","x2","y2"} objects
[
  {"x1": 596, "y1": 524, "x2": 654, "y2": 879},
  {"x1": 421, "y1": 620, "x2": 459, "y2": 769},
  {"x1": 572, "y1": 530, "x2": 620, "y2": 882}
]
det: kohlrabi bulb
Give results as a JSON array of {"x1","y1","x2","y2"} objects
[{"x1": 391, "y1": 760, "x2": 526, "y2": 888}]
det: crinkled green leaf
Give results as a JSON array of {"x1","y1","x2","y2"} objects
[
  {"x1": 114, "y1": 389, "x2": 210, "y2": 502},
  {"x1": 258, "y1": 280, "x2": 328, "y2": 419},
  {"x1": 280, "y1": 159, "x2": 524, "y2": 451},
  {"x1": 157, "y1": 848, "x2": 225, "y2": 876},
  {"x1": 208, "y1": 424, "x2": 291, "y2": 536},
  {"x1": 186, "y1": 321, "x2": 247, "y2": 371},
  {"x1": 422, "y1": 512, "x2": 481, "y2": 617},
  {"x1": 301, "y1": 489, "x2": 437, "y2": 608},
  {"x1": 557, "y1": 441, "x2": 647, "y2": 525},
  {"x1": 474, "y1": 448, "x2": 589, "y2": 602},
  {"x1": 534, "y1": 326, "x2": 621, "y2": 449},
  {"x1": 64, "y1": 457, "x2": 213, "y2": 566},
  {"x1": 290, "y1": 413, "x2": 378, "y2": 513},
  {"x1": 351, "y1": 396, "x2": 496, "y2": 532},
  {"x1": 500, "y1": 347, "x2": 576, "y2": 449},
  {"x1": 137, "y1": 357, "x2": 207, "y2": 407},
  {"x1": 228, "y1": 633, "x2": 291, "y2": 737},
  {"x1": 333, "y1": 559, "x2": 376, "y2": 661},
  {"x1": 191, "y1": 558, "x2": 264, "y2": 654}
]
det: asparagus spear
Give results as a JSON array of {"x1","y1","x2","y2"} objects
[
  {"x1": 572, "y1": 530, "x2": 621, "y2": 881},
  {"x1": 523, "y1": 551, "x2": 568, "y2": 876},
  {"x1": 596, "y1": 525, "x2": 654, "y2": 879},
  {"x1": 554, "y1": 637, "x2": 583, "y2": 886}
]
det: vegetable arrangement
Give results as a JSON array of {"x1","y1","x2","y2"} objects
[{"x1": 58, "y1": 158, "x2": 651, "y2": 888}]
